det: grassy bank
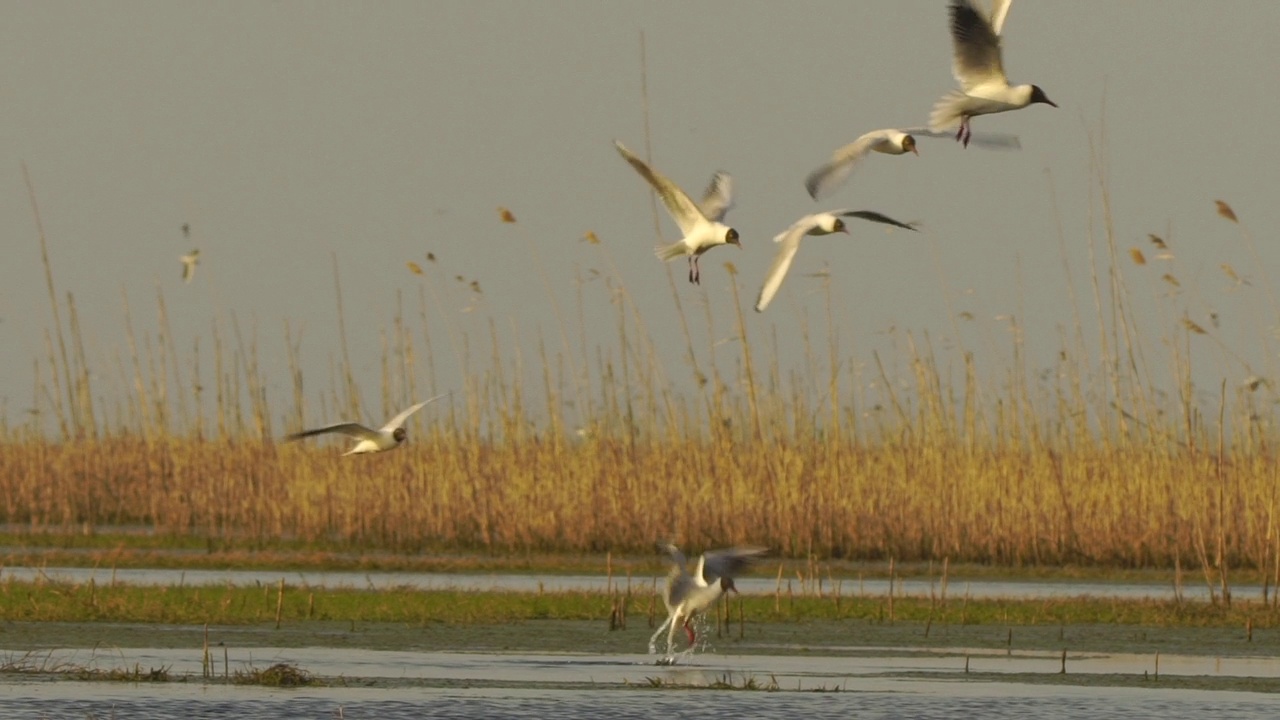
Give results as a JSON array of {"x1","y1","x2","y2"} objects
[{"x1": 2, "y1": 578, "x2": 1276, "y2": 629}]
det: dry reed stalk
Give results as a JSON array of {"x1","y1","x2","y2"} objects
[
  {"x1": 637, "y1": 30, "x2": 704, "y2": 414},
  {"x1": 24, "y1": 163, "x2": 76, "y2": 438},
  {"x1": 331, "y1": 254, "x2": 360, "y2": 420}
]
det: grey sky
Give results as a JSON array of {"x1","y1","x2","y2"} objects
[{"x1": 1, "y1": 1, "x2": 1278, "y2": 431}]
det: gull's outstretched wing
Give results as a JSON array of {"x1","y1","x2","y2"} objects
[
  {"x1": 615, "y1": 140, "x2": 707, "y2": 236},
  {"x1": 287, "y1": 422, "x2": 380, "y2": 442},
  {"x1": 950, "y1": 0, "x2": 1006, "y2": 91},
  {"x1": 804, "y1": 129, "x2": 898, "y2": 200},
  {"x1": 697, "y1": 171, "x2": 734, "y2": 222},
  {"x1": 833, "y1": 210, "x2": 920, "y2": 232},
  {"x1": 698, "y1": 546, "x2": 768, "y2": 584},
  {"x1": 989, "y1": 0, "x2": 1012, "y2": 35},
  {"x1": 755, "y1": 215, "x2": 822, "y2": 312},
  {"x1": 379, "y1": 392, "x2": 449, "y2": 433}
]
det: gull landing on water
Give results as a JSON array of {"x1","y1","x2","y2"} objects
[
  {"x1": 285, "y1": 393, "x2": 448, "y2": 455},
  {"x1": 754, "y1": 210, "x2": 918, "y2": 313},
  {"x1": 929, "y1": 0, "x2": 1055, "y2": 147},
  {"x1": 614, "y1": 140, "x2": 740, "y2": 285},
  {"x1": 805, "y1": 127, "x2": 1021, "y2": 200},
  {"x1": 649, "y1": 543, "x2": 767, "y2": 660}
]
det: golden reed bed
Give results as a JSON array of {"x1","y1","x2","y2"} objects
[{"x1": 1, "y1": 425, "x2": 1274, "y2": 577}]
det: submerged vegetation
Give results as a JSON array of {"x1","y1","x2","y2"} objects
[{"x1": 0, "y1": 652, "x2": 172, "y2": 683}]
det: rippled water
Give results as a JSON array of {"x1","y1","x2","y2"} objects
[
  {"x1": 4, "y1": 644, "x2": 1280, "y2": 719},
  {"x1": 5, "y1": 649, "x2": 1280, "y2": 719},
  {"x1": 9, "y1": 685, "x2": 1280, "y2": 720}
]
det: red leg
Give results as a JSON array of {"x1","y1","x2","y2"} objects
[{"x1": 684, "y1": 618, "x2": 696, "y2": 647}]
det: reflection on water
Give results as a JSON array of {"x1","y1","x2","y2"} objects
[
  {"x1": 4, "y1": 649, "x2": 1280, "y2": 720},
  {"x1": 7, "y1": 688, "x2": 1280, "y2": 720},
  {"x1": 0, "y1": 565, "x2": 1260, "y2": 602}
]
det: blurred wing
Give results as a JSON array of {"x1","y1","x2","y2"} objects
[
  {"x1": 287, "y1": 422, "x2": 379, "y2": 442},
  {"x1": 380, "y1": 392, "x2": 448, "y2": 433},
  {"x1": 804, "y1": 130, "x2": 893, "y2": 200},
  {"x1": 950, "y1": 0, "x2": 1006, "y2": 90},
  {"x1": 615, "y1": 140, "x2": 705, "y2": 236},
  {"x1": 666, "y1": 570, "x2": 696, "y2": 606},
  {"x1": 834, "y1": 210, "x2": 920, "y2": 232},
  {"x1": 659, "y1": 542, "x2": 688, "y2": 571},
  {"x1": 755, "y1": 218, "x2": 817, "y2": 312},
  {"x1": 902, "y1": 127, "x2": 1021, "y2": 150},
  {"x1": 697, "y1": 171, "x2": 734, "y2": 222},
  {"x1": 989, "y1": 0, "x2": 1012, "y2": 35},
  {"x1": 699, "y1": 546, "x2": 768, "y2": 583}
]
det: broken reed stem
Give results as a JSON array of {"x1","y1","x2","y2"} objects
[
  {"x1": 275, "y1": 578, "x2": 285, "y2": 629},
  {"x1": 648, "y1": 578, "x2": 656, "y2": 629},
  {"x1": 774, "y1": 563, "x2": 783, "y2": 613},
  {"x1": 887, "y1": 558, "x2": 895, "y2": 623}
]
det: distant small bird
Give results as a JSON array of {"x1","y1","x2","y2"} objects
[
  {"x1": 650, "y1": 543, "x2": 767, "y2": 658},
  {"x1": 754, "y1": 210, "x2": 917, "y2": 312},
  {"x1": 180, "y1": 249, "x2": 200, "y2": 283},
  {"x1": 614, "y1": 140, "x2": 740, "y2": 285},
  {"x1": 285, "y1": 393, "x2": 448, "y2": 455},
  {"x1": 929, "y1": 0, "x2": 1055, "y2": 147},
  {"x1": 181, "y1": 222, "x2": 190, "y2": 239},
  {"x1": 805, "y1": 127, "x2": 1021, "y2": 199}
]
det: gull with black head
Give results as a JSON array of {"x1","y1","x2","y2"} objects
[
  {"x1": 929, "y1": 0, "x2": 1056, "y2": 147},
  {"x1": 649, "y1": 542, "x2": 767, "y2": 660},
  {"x1": 755, "y1": 210, "x2": 918, "y2": 312},
  {"x1": 805, "y1": 126, "x2": 1021, "y2": 200},
  {"x1": 286, "y1": 393, "x2": 448, "y2": 455},
  {"x1": 614, "y1": 140, "x2": 740, "y2": 285}
]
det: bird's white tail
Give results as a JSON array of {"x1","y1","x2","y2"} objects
[
  {"x1": 654, "y1": 241, "x2": 687, "y2": 262},
  {"x1": 928, "y1": 90, "x2": 968, "y2": 132}
]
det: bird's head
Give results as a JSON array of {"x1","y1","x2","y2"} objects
[
  {"x1": 901, "y1": 134, "x2": 918, "y2": 156},
  {"x1": 393, "y1": 427, "x2": 407, "y2": 443},
  {"x1": 719, "y1": 576, "x2": 738, "y2": 594},
  {"x1": 725, "y1": 227, "x2": 741, "y2": 248},
  {"x1": 832, "y1": 218, "x2": 848, "y2": 234},
  {"x1": 1029, "y1": 85, "x2": 1057, "y2": 108}
]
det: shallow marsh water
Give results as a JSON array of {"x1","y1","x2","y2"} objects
[
  {"x1": 3, "y1": 569, "x2": 1280, "y2": 719},
  {"x1": 4, "y1": 617, "x2": 1280, "y2": 718}
]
